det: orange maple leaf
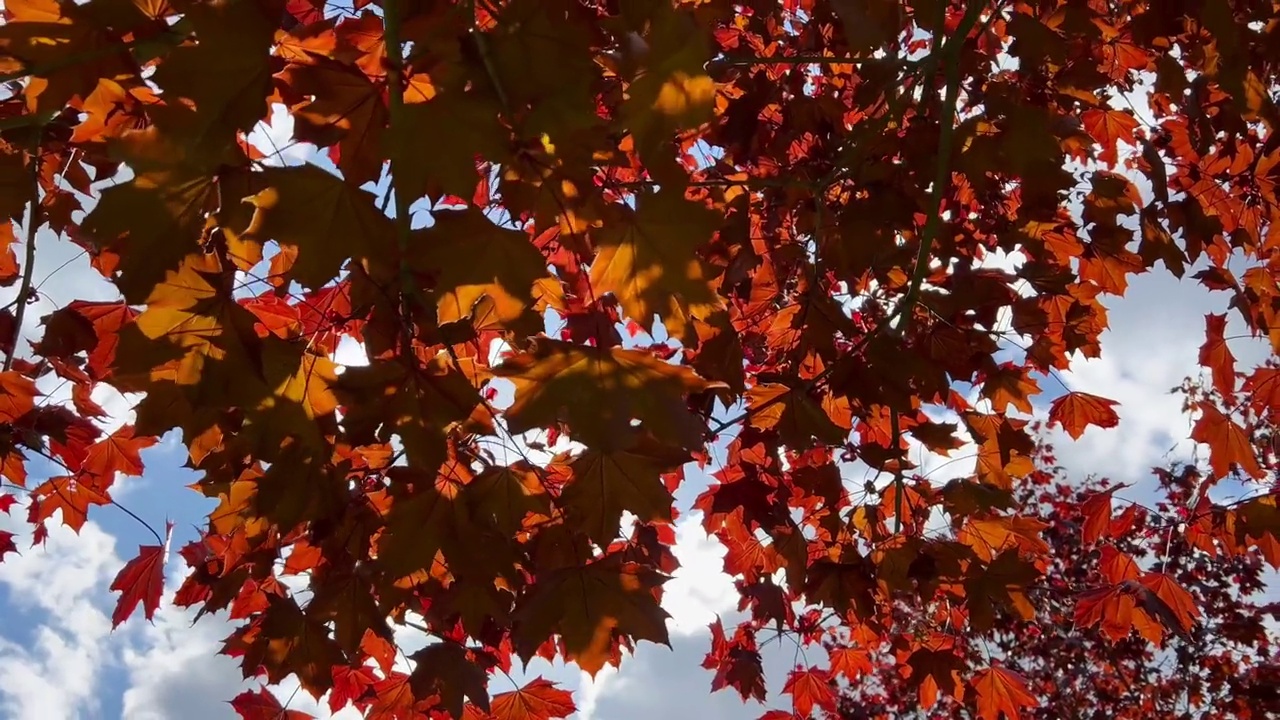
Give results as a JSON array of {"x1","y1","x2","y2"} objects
[
  {"x1": 782, "y1": 666, "x2": 837, "y2": 718},
  {"x1": 1081, "y1": 108, "x2": 1140, "y2": 165},
  {"x1": 482, "y1": 677, "x2": 576, "y2": 720},
  {"x1": 81, "y1": 425, "x2": 156, "y2": 489},
  {"x1": 1048, "y1": 391, "x2": 1120, "y2": 439},
  {"x1": 971, "y1": 666, "x2": 1038, "y2": 720},
  {"x1": 1191, "y1": 402, "x2": 1263, "y2": 479}
]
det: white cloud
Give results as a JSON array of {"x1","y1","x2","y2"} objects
[
  {"x1": 0, "y1": 516, "x2": 122, "y2": 719},
  {"x1": 119, "y1": 599, "x2": 248, "y2": 720},
  {"x1": 246, "y1": 105, "x2": 314, "y2": 167},
  {"x1": 662, "y1": 515, "x2": 739, "y2": 636}
]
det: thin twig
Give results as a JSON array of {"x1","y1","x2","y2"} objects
[
  {"x1": 709, "y1": 54, "x2": 916, "y2": 71},
  {"x1": 26, "y1": 448, "x2": 164, "y2": 544}
]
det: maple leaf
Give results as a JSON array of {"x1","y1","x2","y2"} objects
[
  {"x1": 511, "y1": 556, "x2": 671, "y2": 676},
  {"x1": 1191, "y1": 402, "x2": 1263, "y2": 479},
  {"x1": 29, "y1": 475, "x2": 110, "y2": 532},
  {"x1": 373, "y1": 465, "x2": 479, "y2": 579},
  {"x1": 305, "y1": 564, "x2": 393, "y2": 656},
  {"x1": 621, "y1": 2, "x2": 717, "y2": 160},
  {"x1": 58, "y1": 300, "x2": 138, "y2": 378},
  {"x1": 79, "y1": 126, "x2": 240, "y2": 304},
  {"x1": 279, "y1": 57, "x2": 388, "y2": 187},
  {"x1": 466, "y1": 462, "x2": 552, "y2": 536},
  {"x1": 487, "y1": 678, "x2": 575, "y2": 720},
  {"x1": 980, "y1": 363, "x2": 1041, "y2": 415},
  {"x1": 964, "y1": 549, "x2": 1039, "y2": 631},
  {"x1": 0, "y1": 531, "x2": 16, "y2": 562},
  {"x1": 366, "y1": 672, "x2": 418, "y2": 719},
  {"x1": 147, "y1": 0, "x2": 278, "y2": 136},
  {"x1": 408, "y1": 643, "x2": 490, "y2": 719},
  {"x1": 958, "y1": 516, "x2": 1050, "y2": 563},
  {"x1": 415, "y1": 207, "x2": 558, "y2": 331},
  {"x1": 110, "y1": 522, "x2": 172, "y2": 628},
  {"x1": 238, "y1": 596, "x2": 345, "y2": 698},
  {"x1": 1080, "y1": 488, "x2": 1116, "y2": 545},
  {"x1": 558, "y1": 435, "x2": 687, "y2": 547},
  {"x1": 494, "y1": 339, "x2": 724, "y2": 451},
  {"x1": 1199, "y1": 313, "x2": 1237, "y2": 398},
  {"x1": 782, "y1": 666, "x2": 836, "y2": 718},
  {"x1": 1048, "y1": 392, "x2": 1120, "y2": 440},
  {"x1": 228, "y1": 165, "x2": 396, "y2": 289},
  {"x1": 82, "y1": 425, "x2": 156, "y2": 489},
  {"x1": 971, "y1": 666, "x2": 1037, "y2": 720},
  {"x1": 0, "y1": 370, "x2": 37, "y2": 423},
  {"x1": 905, "y1": 639, "x2": 965, "y2": 708},
  {"x1": 704, "y1": 619, "x2": 767, "y2": 703},
  {"x1": 827, "y1": 646, "x2": 873, "y2": 680},
  {"x1": 388, "y1": 92, "x2": 507, "y2": 202},
  {"x1": 0, "y1": 223, "x2": 19, "y2": 287},
  {"x1": 336, "y1": 355, "x2": 491, "y2": 472},
  {"x1": 1138, "y1": 572, "x2": 1200, "y2": 635},
  {"x1": 803, "y1": 558, "x2": 878, "y2": 621},
  {"x1": 230, "y1": 686, "x2": 313, "y2": 720},
  {"x1": 0, "y1": 0, "x2": 135, "y2": 114},
  {"x1": 1081, "y1": 108, "x2": 1140, "y2": 165},
  {"x1": 745, "y1": 382, "x2": 848, "y2": 447},
  {"x1": 589, "y1": 188, "x2": 724, "y2": 344}
]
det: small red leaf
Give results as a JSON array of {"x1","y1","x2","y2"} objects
[
  {"x1": 1081, "y1": 108, "x2": 1140, "y2": 165},
  {"x1": 0, "y1": 530, "x2": 15, "y2": 561},
  {"x1": 1080, "y1": 490, "x2": 1115, "y2": 544},
  {"x1": 1198, "y1": 313, "x2": 1236, "y2": 398},
  {"x1": 109, "y1": 522, "x2": 173, "y2": 628}
]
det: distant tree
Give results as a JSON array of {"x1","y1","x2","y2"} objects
[{"x1": 815, "y1": 443, "x2": 1280, "y2": 719}]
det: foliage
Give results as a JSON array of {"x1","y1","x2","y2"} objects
[
  {"x1": 821, "y1": 451, "x2": 1280, "y2": 719},
  {"x1": 0, "y1": 0, "x2": 1275, "y2": 718}
]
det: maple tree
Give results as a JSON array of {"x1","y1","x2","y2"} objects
[{"x1": 0, "y1": 0, "x2": 1275, "y2": 718}]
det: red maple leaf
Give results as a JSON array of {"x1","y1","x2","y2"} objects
[
  {"x1": 1048, "y1": 392, "x2": 1120, "y2": 439},
  {"x1": 230, "y1": 686, "x2": 313, "y2": 720},
  {"x1": 782, "y1": 666, "x2": 836, "y2": 717},
  {"x1": 109, "y1": 521, "x2": 173, "y2": 627}
]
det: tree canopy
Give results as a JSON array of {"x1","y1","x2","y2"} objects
[{"x1": 0, "y1": 0, "x2": 1278, "y2": 718}]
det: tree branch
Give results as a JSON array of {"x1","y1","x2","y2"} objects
[
  {"x1": 709, "y1": 54, "x2": 915, "y2": 71},
  {"x1": 889, "y1": 1, "x2": 988, "y2": 334},
  {"x1": 382, "y1": 0, "x2": 417, "y2": 358},
  {"x1": 5, "y1": 144, "x2": 41, "y2": 373}
]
